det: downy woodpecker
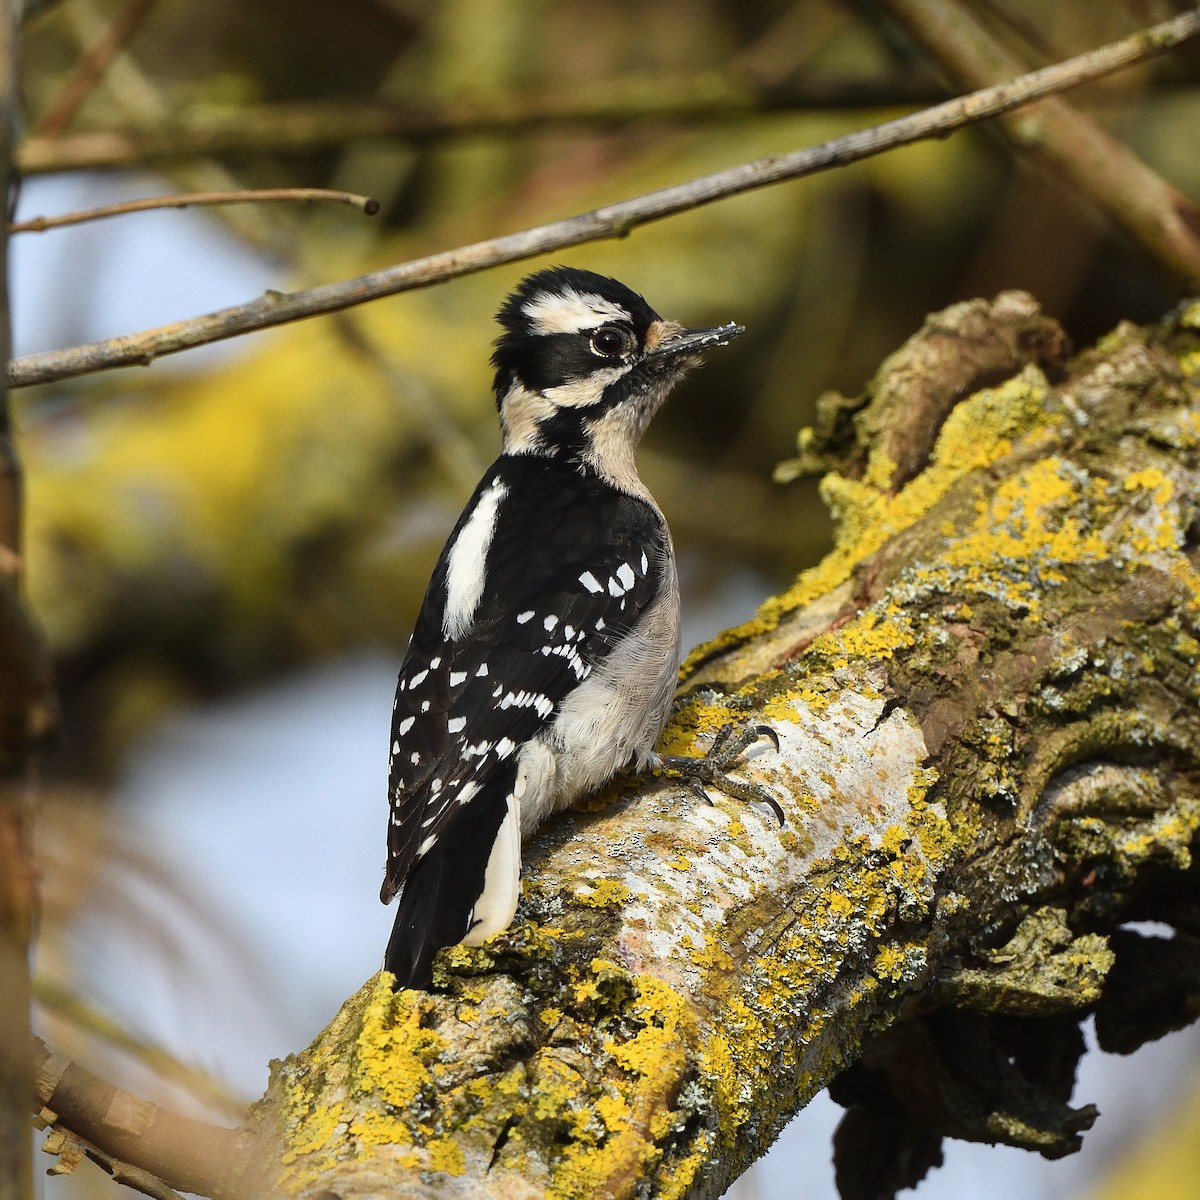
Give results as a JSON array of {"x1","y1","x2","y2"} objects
[{"x1": 382, "y1": 266, "x2": 768, "y2": 989}]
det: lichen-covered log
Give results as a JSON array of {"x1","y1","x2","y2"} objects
[{"x1": 226, "y1": 294, "x2": 1200, "y2": 1200}]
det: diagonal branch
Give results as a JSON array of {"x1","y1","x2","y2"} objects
[
  {"x1": 22, "y1": 298, "x2": 1200, "y2": 1200},
  {"x1": 9, "y1": 7, "x2": 1200, "y2": 390},
  {"x1": 14, "y1": 75, "x2": 957, "y2": 175},
  {"x1": 33, "y1": 1038, "x2": 240, "y2": 1199},
  {"x1": 18, "y1": 70, "x2": 1199, "y2": 179},
  {"x1": 878, "y1": 0, "x2": 1200, "y2": 289},
  {"x1": 223, "y1": 293, "x2": 1200, "y2": 1200},
  {"x1": 29, "y1": 0, "x2": 160, "y2": 137}
]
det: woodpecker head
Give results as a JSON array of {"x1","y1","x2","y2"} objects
[{"x1": 490, "y1": 267, "x2": 743, "y2": 469}]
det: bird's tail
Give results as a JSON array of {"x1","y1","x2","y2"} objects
[{"x1": 383, "y1": 784, "x2": 518, "y2": 990}]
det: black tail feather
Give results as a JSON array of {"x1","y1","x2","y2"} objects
[{"x1": 383, "y1": 788, "x2": 510, "y2": 990}]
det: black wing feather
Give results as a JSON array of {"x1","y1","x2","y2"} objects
[{"x1": 382, "y1": 454, "x2": 666, "y2": 901}]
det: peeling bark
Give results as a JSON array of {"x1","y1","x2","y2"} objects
[{"x1": 210, "y1": 294, "x2": 1200, "y2": 1199}]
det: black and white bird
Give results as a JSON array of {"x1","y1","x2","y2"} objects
[{"x1": 382, "y1": 266, "x2": 769, "y2": 990}]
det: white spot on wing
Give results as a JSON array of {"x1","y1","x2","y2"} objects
[
  {"x1": 449, "y1": 671, "x2": 467, "y2": 686},
  {"x1": 517, "y1": 610, "x2": 534, "y2": 624},
  {"x1": 616, "y1": 562, "x2": 635, "y2": 590},
  {"x1": 398, "y1": 716, "x2": 415, "y2": 736},
  {"x1": 579, "y1": 570, "x2": 602, "y2": 593},
  {"x1": 443, "y1": 478, "x2": 507, "y2": 641},
  {"x1": 409, "y1": 668, "x2": 428, "y2": 687},
  {"x1": 544, "y1": 614, "x2": 558, "y2": 631},
  {"x1": 448, "y1": 716, "x2": 466, "y2": 734}
]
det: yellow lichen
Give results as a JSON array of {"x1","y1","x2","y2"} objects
[
  {"x1": 573, "y1": 878, "x2": 632, "y2": 908},
  {"x1": 873, "y1": 944, "x2": 910, "y2": 982},
  {"x1": 547, "y1": 970, "x2": 695, "y2": 1200},
  {"x1": 276, "y1": 975, "x2": 472, "y2": 1190},
  {"x1": 683, "y1": 368, "x2": 1058, "y2": 678}
]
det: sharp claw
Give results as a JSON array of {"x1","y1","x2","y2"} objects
[
  {"x1": 765, "y1": 793, "x2": 786, "y2": 827},
  {"x1": 725, "y1": 778, "x2": 787, "y2": 826},
  {"x1": 651, "y1": 721, "x2": 786, "y2": 826},
  {"x1": 754, "y1": 724, "x2": 780, "y2": 753}
]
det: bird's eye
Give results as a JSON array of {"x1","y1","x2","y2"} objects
[{"x1": 590, "y1": 326, "x2": 633, "y2": 358}]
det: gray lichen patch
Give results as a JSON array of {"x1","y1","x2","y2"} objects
[
  {"x1": 939, "y1": 907, "x2": 1114, "y2": 1017},
  {"x1": 529, "y1": 689, "x2": 934, "y2": 999}
]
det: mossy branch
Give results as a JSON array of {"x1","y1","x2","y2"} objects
[{"x1": 151, "y1": 294, "x2": 1200, "y2": 1200}]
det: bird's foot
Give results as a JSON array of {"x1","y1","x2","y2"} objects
[{"x1": 648, "y1": 723, "x2": 784, "y2": 826}]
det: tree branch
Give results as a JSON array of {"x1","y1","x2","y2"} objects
[
  {"x1": 17, "y1": 70, "x2": 1198, "y2": 179},
  {"x1": 14, "y1": 74, "x2": 959, "y2": 175},
  {"x1": 9, "y1": 7, "x2": 1200, "y2": 390},
  {"x1": 9, "y1": 187, "x2": 380, "y2": 234},
  {"x1": 32, "y1": 1039, "x2": 240, "y2": 1199},
  {"x1": 39, "y1": 1125, "x2": 187, "y2": 1200},
  {"x1": 28, "y1": 0, "x2": 159, "y2": 138},
  {"x1": 878, "y1": 0, "x2": 1200, "y2": 289},
  {"x1": 188, "y1": 294, "x2": 1200, "y2": 1199}
]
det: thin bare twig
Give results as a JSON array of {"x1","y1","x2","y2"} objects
[
  {"x1": 30, "y1": 0, "x2": 159, "y2": 137},
  {"x1": 9, "y1": 187, "x2": 380, "y2": 234},
  {"x1": 878, "y1": 0, "x2": 1200, "y2": 289},
  {"x1": 9, "y1": 7, "x2": 1200, "y2": 390}
]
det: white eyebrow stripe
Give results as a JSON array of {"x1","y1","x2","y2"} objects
[{"x1": 521, "y1": 287, "x2": 632, "y2": 335}]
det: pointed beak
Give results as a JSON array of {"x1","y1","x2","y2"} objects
[{"x1": 650, "y1": 321, "x2": 745, "y2": 358}]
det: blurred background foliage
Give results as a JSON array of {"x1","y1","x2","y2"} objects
[{"x1": 14, "y1": 1, "x2": 1200, "y2": 1198}]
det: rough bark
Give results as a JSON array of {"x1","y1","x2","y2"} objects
[{"x1": 157, "y1": 293, "x2": 1200, "y2": 1199}]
